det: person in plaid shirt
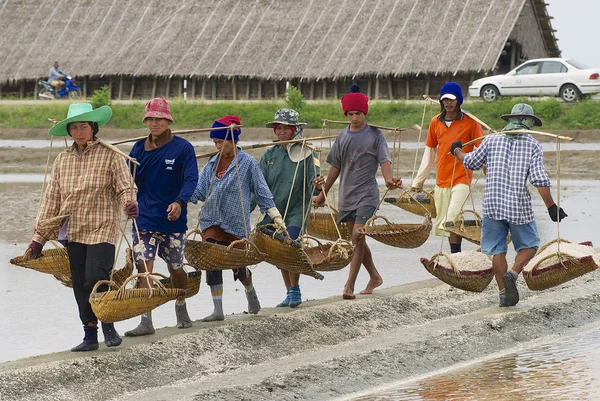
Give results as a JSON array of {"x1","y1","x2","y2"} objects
[
  {"x1": 451, "y1": 103, "x2": 567, "y2": 307},
  {"x1": 190, "y1": 115, "x2": 285, "y2": 322},
  {"x1": 27, "y1": 103, "x2": 138, "y2": 351}
]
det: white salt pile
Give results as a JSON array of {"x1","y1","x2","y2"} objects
[
  {"x1": 438, "y1": 251, "x2": 492, "y2": 272},
  {"x1": 524, "y1": 242, "x2": 600, "y2": 272}
]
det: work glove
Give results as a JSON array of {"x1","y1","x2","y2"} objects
[
  {"x1": 266, "y1": 207, "x2": 287, "y2": 231},
  {"x1": 450, "y1": 140, "x2": 463, "y2": 156},
  {"x1": 125, "y1": 201, "x2": 139, "y2": 219},
  {"x1": 548, "y1": 204, "x2": 567, "y2": 222},
  {"x1": 27, "y1": 241, "x2": 43, "y2": 259}
]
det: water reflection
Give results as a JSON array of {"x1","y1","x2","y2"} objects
[{"x1": 350, "y1": 327, "x2": 600, "y2": 401}]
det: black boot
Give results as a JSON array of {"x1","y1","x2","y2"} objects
[
  {"x1": 71, "y1": 325, "x2": 99, "y2": 352},
  {"x1": 101, "y1": 322, "x2": 122, "y2": 347}
]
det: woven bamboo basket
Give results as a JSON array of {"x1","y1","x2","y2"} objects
[
  {"x1": 443, "y1": 209, "x2": 483, "y2": 245},
  {"x1": 251, "y1": 227, "x2": 324, "y2": 280},
  {"x1": 54, "y1": 248, "x2": 134, "y2": 288},
  {"x1": 444, "y1": 210, "x2": 511, "y2": 246},
  {"x1": 524, "y1": 239, "x2": 599, "y2": 291},
  {"x1": 10, "y1": 240, "x2": 70, "y2": 276},
  {"x1": 305, "y1": 237, "x2": 354, "y2": 272},
  {"x1": 358, "y1": 215, "x2": 432, "y2": 248},
  {"x1": 384, "y1": 189, "x2": 436, "y2": 218},
  {"x1": 159, "y1": 270, "x2": 202, "y2": 298},
  {"x1": 421, "y1": 251, "x2": 494, "y2": 292},
  {"x1": 307, "y1": 207, "x2": 352, "y2": 241},
  {"x1": 90, "y1": 273, "x2": 184, "y2": 323},
  {"x1": 184, "y1": 230, "x2": 266, "y2": 271}
]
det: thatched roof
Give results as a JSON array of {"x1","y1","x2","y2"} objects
[{"x1": 0, "y1": 0, "x2": 558, "y2": 82}]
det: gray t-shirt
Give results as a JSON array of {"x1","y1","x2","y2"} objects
[{"x1": 326, "y1": 124, "x2": 391, "y2": 211}]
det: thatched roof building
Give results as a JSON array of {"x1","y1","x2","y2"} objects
[{"x1": 0, "y1": 0, "x2": 559, "y2": 100}]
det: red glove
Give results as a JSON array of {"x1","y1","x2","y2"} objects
[
  {"x1": 125, "y1": 201, "x2": 139, "y2": 219},
  {"x1": 27, "y1": 241, "x2": 43, "y2": 259}
]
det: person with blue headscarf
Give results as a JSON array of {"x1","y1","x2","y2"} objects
[
  {"x1": 411, "y1": 82, "x2": 484, "y2": 254},
  {"x1": 190, "y1": 115, "x2": 285, "y2": 321}
]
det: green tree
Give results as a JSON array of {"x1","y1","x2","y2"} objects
[{"x1": 285, "y1": 85, "x2": 306, "y2": 111}]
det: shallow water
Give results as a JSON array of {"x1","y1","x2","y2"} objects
[
  {"x1": 346, "y1": 323, "x2": 600, "y2": 401},
  {"x1": 1, "y1": 179, "x2": 598, "y2": 363}
]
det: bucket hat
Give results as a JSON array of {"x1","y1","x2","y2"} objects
[
  {"x1": 500, "y1": 103, "x2": 542, "y2": 127},
  {"x1": 48, "y1": 103, "x2": 113, "y2": 137},
  {"x1": 265, "y1": 108, "x2": 307, "y2": 128},
  {"x1": 143, "y1": 98, "x2": 173, "y2": 122}
]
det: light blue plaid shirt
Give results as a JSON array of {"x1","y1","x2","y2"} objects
[
  {"x1": 190, "y1": 150, "x2": 275, "y2": 238},
  {"x1": 463, "y1": 133, "x2": 550, "y2": 224}
]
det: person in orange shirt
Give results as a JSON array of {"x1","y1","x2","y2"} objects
[{"x1": 411, "y1": 82, "x2": 483, "y2": 253}]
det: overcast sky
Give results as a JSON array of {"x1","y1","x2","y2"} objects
[{"x1": 545, "y1": 0, "x2": 599, "y2": 68}]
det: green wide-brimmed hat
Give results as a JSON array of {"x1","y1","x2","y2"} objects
[
  {"x1": 48, "y1": 103, "x2": 113, "y2": 137},
  {"x1": 265, "y1": 108, "x2": 307, "y2": 128},
  {"x1": 500, "y1": 103, "x2": 542, "y2": 127}
]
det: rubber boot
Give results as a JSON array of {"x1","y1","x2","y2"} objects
[
  {"x1": 101, "y1": 322, "x2": 122, "y2": 347},
  {"x1": 71, "y1": 325, "x2": 99, "y2": 352},
  {"x1": 288, "y1": 285, "x2": 302, "y2": 308},
  {"x1": 175, "y1": 302, "x2": 193, "y2": 328},
  {"x1": 276, "y1": 290, "x2": 291, "y2": 307},
  {"x1": 124, "y1": 312, "x2": 155, "y2": 337}
]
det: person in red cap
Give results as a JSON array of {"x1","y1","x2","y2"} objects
[
  {"x1": 190, "y1": 115, "x2": 284, "y2": 321},
  {"x1": 313, "y1": 85, "x2": 402, "y2": 300},
  {"x1": 411, "y1": 82, "x2": 483, "y2": 254},
  {"x1": 124, "y1": 98, "x2": 199, "y2": 336}
]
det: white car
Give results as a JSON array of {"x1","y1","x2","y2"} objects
[{"x1": 469, "y1": 58, "x2": 600, "y2": 103}]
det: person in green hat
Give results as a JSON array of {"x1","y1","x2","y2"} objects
[
  {"x1": 451, "y1": 103, "x2": 567, "y2": 307},
  {"x1": 258, "y1": 108, "x2": 321, "y2": 308},
  {"x1": 26, "y1": 103, "x2": 139, "y2": 351}
]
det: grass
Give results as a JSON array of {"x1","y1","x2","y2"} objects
[{"x1": 0, "y1": 98, "x2": 599, "y2": 131}]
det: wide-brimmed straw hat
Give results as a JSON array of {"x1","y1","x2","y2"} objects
[
  {"x1": 265, "y1": 108, "x2": 307, "y2": 128},
  {"x1": 500, "y1": 103, "x2": 543, "y2": 127},
  {"x1": 48, "y1": 103, "x2": 113, "y2": 137},
  {"x1": 143, "y1": 98, "x2": 173, "y2": 122}
]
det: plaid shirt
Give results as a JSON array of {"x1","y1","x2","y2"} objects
[
  {"x1": 462, "y1": 134, "x2": 550, "y2": 224},
  {"x1": 190, "y1": 150, "x2": 275, "y2": 239},
  {"x1": 33, "y1": 140, "x2": 136, "y2": 245}
]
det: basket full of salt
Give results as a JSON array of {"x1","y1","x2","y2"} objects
[
  {"x1": 523, "y1": 239, "x2": 599, "y2": 291},
  {"x1": 421, "y1": 250, "x2": 494, "y2": 292}
]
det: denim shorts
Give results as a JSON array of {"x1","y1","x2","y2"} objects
[
  {"x1": 337, "y1": 206, "x2": 376, "y2": 225},
  {"x1": 481, "y1": 218, "x2": 540, "y2": 255}
]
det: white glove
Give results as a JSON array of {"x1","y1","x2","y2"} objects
[{"x1": 266, "y1": 207, "x2": 287, "y2": 230}]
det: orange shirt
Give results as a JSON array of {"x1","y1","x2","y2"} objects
[{"x1": 425, "y1": 112, "x2": 483, "y2": 187}]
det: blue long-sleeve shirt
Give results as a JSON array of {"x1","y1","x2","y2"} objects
[
  {"x1": 129, "y1": 135, "x2": 199, "y2": 233},
  {"x1": 190, "y1": 150, "x2": 275, "y2": 239}
]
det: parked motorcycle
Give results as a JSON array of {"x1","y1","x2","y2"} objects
[{"x1": 38, "y1": 74, "x2": 82, "y2": 99}]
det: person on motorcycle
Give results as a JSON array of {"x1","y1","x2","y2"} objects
[{"x1": 48, "y1": 61, "x2": 66, "y2": 89}]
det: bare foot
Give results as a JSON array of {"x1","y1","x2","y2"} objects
[
  {"x1": 359, "y1": 276, "x2": 383, "y2": 295},
  {"x1": 342, "y1": 285, "x2": 355, "y2": 300}
]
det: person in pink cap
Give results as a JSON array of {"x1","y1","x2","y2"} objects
[
  {"x1": 313, "y1": 85, "x2": 402, "y2": 300},
  {"x1": 125, "y1": 98, "x2": 199, "y2": 336}
]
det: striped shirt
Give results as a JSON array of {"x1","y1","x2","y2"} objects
[
  {"x1": 462, "y1": 133, "x2": 550, "y2": 224},
  {"x1": 190, "y1": 150, "x2": 275, "y2": 239},
  {"x1": 33, "y1": 139, "x2": 136, "y2": 245}
]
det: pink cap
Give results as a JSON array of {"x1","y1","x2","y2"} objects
[{"x1": 143, "y1": 98, "x2": 173, "y2": 122}]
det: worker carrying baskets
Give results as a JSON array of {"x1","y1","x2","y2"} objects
[
  {"x1": 23, "y1": 103, "x2": 138, "y2": 351},
  {"x1": 313, "y1": 84, "x2": 402, "y2": 300},
  {"x1": 187, "y1": 115, "x2": 285, "y2": 322},
  {"x1": 450, "y1": 103, "x2": 568, "y2": 306}
]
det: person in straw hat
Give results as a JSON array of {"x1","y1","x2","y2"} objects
[
  {"x1": 124, "y1": 98, "x2": 199, "y2": 337},
  {"x1": 411, "y1": 82, "x2": 484, "y2": 254},
  {"x1": 313, "y1": 84, "x2": 402, "y2": 300},
  {"x1": 190, "y1": 115, "x2": 285, "y2": 321},
  {"x1": 451, "y1": 103, "x2": 567, "y2": 307},
  {"x1": 26, "y1": 103, "x2": 138, "y2": 351},
  {"x1": 259, "y1": 108, "x2": 321, "y2": 308}
]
